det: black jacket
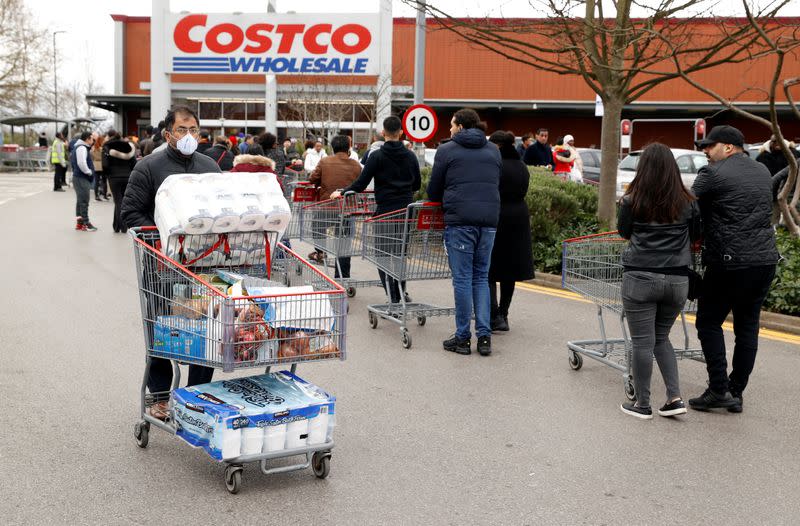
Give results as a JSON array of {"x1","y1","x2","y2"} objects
[
  {"x1": 427, "y1": 129, "x2": 501, "y2": 227},
  {"x1": 523, "y1": 141, "x2": 553, "y2": 167},
  {"x1": 203, "y1": 144, "x2": 234, "y2": 171},
  {"x1": 756, "y1": 147, "x2": 800, "y2": 176},
  {"x1": 489, "y1": 145, "x2": 534, "y2": 281},
  {"x1": 691, "y1": 152, "x2": 779, "y2": 268},
  {"x1": 344, "y1": 141, "x2": 420, "y2": 214},
  {"x1": 102, "y1": 139, "x2": 137, "y2": 180},
  {"x1": 618, "y1": 197, "x2": 701, "y2": 271},
  {"x1": 121, "y1": 146, "x2": 221, "y2": 228},
  {"x1": 263, "y1": 147, "x2": 286, "y2": 175}
]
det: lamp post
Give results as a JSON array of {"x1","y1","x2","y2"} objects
[{"x1": 53, "y1": 30, "x2": 66, "y2": 136}]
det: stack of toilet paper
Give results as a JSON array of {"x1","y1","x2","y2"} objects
[
  {"x1": 171, "y1": 371, "x2": 335, "y2": 461},
  {"x1": 155, "y1": 172, "x2": 292, "y2": 257}
]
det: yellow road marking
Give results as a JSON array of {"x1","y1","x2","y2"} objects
[{"x1": 516, "y1": 282, "x2": 800, "y2": 346}]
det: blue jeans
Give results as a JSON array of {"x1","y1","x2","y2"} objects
[{"x1": 444, "y1": 226, "x2": 496, "y2": 340}]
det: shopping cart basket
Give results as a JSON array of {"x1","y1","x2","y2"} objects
[
  {"x1": 561, "y1": 232, "x2": 703, "y2": 399},
  {"x1": 276, "y1": 167, "x2": 305, "y2": 200},
  {"x1": 302, "y1": 192, "x2": 382, "y2": 297},
  {"x1": 130, "y1": 226, "x2": 347, "y2": 492},
  {"x1": 361, "y1": 202, "x2": 455, "y2": 349},
  {"x1": 283, "y1": 181, "x2": 317, "y2": 240}
]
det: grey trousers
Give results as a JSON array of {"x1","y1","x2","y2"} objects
[
  {"x1": 621, "y1": 271, "x2": 689, "y2": 408},
  {"x1": 73, "y1": 176, "x2": 91, "y2": 223}
]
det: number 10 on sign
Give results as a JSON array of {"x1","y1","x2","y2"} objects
[{"x1": 402, "y1": 104, "x2": 439, "y2": 143}]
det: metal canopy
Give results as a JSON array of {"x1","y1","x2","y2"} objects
[
  {"x1": 86, "y1": 94, "x2": 150, "y2": 113},
  {"x1": 0, "y1": 115, "x2": 105, "y2": 126}
]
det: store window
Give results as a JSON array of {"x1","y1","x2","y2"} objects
[
  {"x1": 199, "y1": 101, "x2": 221, "y2": 120},
  {"x1": 248, "y1": 101, "x2": 265, "y2": 121},
  {"x1": 223, "y1": 101, "x2": 246, "y2": 120}
]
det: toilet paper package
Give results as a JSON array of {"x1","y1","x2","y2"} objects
[
  {"x1": 154, "y1": 172, "x2": 293, "y2": 253},
  {"x1": 171, "y1": 371, "x2": 335, "y2": 461}
]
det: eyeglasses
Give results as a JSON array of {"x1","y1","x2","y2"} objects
[{"x1": 172, "y1": 127, "x2": 200, "y2": 137}]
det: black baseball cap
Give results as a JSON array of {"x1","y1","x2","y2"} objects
[{"x1": 695, "y1": 125, "x2": 745, "y2": 148}]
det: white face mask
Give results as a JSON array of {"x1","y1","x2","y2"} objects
[{"x1": 175, "y1": 133, "x2": 198, "y2": 156}]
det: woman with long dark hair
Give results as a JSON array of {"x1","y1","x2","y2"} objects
[{"x1": 618, "y1": 142, "x2": 702, "y2": 419}]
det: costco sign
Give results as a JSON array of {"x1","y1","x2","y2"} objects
[{"x1": 166, "y1": 13, "x2": 380, "y2": 75}]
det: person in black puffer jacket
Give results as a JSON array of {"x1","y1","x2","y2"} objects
[
  {"x1": 103, "y1": 135, "x2": 137, "y2": 233},
  {"x1": 689, "y1": 125, "x2": 780, "y2": 414},
  {"x1": 121, "y1": 106, "x2": 221, "y2": 422},
  {"x1": 427, "y1": 108, "x2": 501, "y2": 357}
]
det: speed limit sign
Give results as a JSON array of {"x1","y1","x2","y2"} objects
[{"x1": 402, "y1": 104, "x2": 438, "y2": 143}]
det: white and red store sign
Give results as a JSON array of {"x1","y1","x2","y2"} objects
[{"x1": 166, "y1": 13, "x2": 380, "y2": 75}]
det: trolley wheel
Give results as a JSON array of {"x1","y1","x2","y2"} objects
[
  {"x1": 401, "y1": 330, "x2": 412, "y2": 349},
  {"x1": 417, "y1": 316, "x2": 426, "y2": 327},
  {"x1": 369, "y1": 312, "x2": 378, "y2": 329},
  {"x1": 312, "y1": 451, "x2": 331, "y2": 479},
  {"x1": 568, "y1": 351, "x2": 583, "y2": 370},
  {"x1": 224, "y1": 465, "x2": 243, "y2": 494},
  {"x1": 346, "y1": 286, "x2": 356, "y2": 298},
  {"x1": 134, "y1": 421, "x2": 149, "y2": 448},
  {"x1": 624, "y1": 377, "x2": 636, "y2": 401}
]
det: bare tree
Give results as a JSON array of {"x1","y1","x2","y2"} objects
[
  {"x1": 667, "y1": 2, "x2": 800, "y2": 234},
  {"x1": 403, "y1": 0, "x2": 794, "y2": 228},
  {"x1": 279, "y1": 84, "x2": 358, "y2": 144},
  {"x1": 0, "y1": 0, "x2": 50, "y2": 115}
]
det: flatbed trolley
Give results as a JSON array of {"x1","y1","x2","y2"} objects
[
  {"x1": 301, "y1": 192, "x2": 382, "y2": 297},
  {"x1": 561, "y1": 232, "x2": 704, "y2": 399},
  {"x1": 130, "y1": 227, "x2": 347, "y2": 493},
  {"x1": 361, "y1": 202, "x2": 455, "y2": 349}
]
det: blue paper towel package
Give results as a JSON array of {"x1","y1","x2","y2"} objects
[
  {"x1": 171, "y1": 371, "x2": 335, "y2": 461},
  {"x1": 153, "y1": 315, "x2": 207, "y2": 360}
]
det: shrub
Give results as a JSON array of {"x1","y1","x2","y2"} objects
[
  {"x1": 526, "y1": 168, "x2": 600, "y2": 274},
  {"x1": 763, "y1": 227, "x2": 800, "y2": 316}
]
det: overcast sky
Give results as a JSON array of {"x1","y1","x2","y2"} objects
[{"x1": 29, "y1": 0, "x2": 800, "y2": 93}]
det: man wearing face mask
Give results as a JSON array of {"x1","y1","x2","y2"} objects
[
  {"x1": 121, "y1": 105, "x2": 221, "y2": 422},
  {"x1": 689, "y1": 125, "x2": 779, "y2": 414}
]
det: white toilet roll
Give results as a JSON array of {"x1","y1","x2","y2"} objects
[
  {"x1": 263, "y1": 423, "x2": 287, "y2": 452},
  {"x1": 306, "y1": 410, "x2": 329, "y2": 445},
  {"x1": 285, "y1": 419, "x2": 309, "y2": 449},
  {"x1": 241, "y1": 426, "x2": 265, "y2": 456},
  {"x1": 220, "y1": 428, "x2": 242, "y2": 459}
]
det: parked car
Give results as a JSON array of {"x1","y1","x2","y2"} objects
[
  {"x1": 577, "y1": 148, "x2": 601, "y2": 185},
  {"x1": 616, "y1": 148, "x2": 708, "y2": 197}
]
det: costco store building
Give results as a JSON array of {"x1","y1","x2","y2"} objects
[{"x1": 92, "y1": 12, "x2": 800, "y2": 149}]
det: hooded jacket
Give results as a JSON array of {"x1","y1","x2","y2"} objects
[
  {"x1": 691, "y1": 152, "x2": 779, "y2": 268},
  {"x1": 121, "y1": 145, "x2": 221, "y2": 228},
  {"x1": 343, "y1": 140, "x2": 421, "y2": 214},
  {"x1": 427, "y1": 128, "x2": 501, "y2": 227},
  {"x1": 102, "y1": 139, "x2": 137, "y2": 180},
  {"x1": 230, "y1": 154, "x2": 276, "y2": 173},
  {"x1": 755, "y1": 141, "x2": 800, "y2": 176}
]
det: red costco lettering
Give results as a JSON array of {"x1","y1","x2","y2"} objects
[
  {"x1": 174, "y1": 14, "x2": 206, "y2": 53},
  {"x1": 206, "y1": 23, "x2": 244, "y2": 54},
  {"x1": 303, "y1": 24, "x2": 331, "y2": 54},
  {"x1": 172, "y1": 16, "x2": 372, "y2": 55},
  {"x1": 331, "y1": 24, "x2": 371, "y2": 54},
  {"x1": 274, "y1": 24, "x2": 305, "y2": 53},
  {"x1": 244, "y1": 23, "x2": 274, "y2": 53}
]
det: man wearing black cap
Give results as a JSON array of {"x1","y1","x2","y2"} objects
[{"x1": 689, "y1": 125, "x2": 779, "y2": 413}]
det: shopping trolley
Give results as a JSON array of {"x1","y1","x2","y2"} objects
[
  {"x1": 283, "y1": 181, "x2": 317, "y2": 240},
  {"x1": 130, "y1": 227, "x2": 347, "y2": 493},
  {"x1": 302, "y1": 192, "x2": 382, "y2": 297},
  {"x1": 561, "y1": 232, "x2": 704, "y2": 399},
  {"x1": 276, "y1": 167, "x2": 306, "y2": 201},
  {"x1": 362, "y1": 202, "x2": 455, "y2": 349}
]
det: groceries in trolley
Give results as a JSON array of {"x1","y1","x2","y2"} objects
[
  {"x1": 154, "y1": 172, "x2": 292, "y2": 255},
  {"x1": 172, "y1": 371, "x2": 335, "y2": 461},
  {"x1": 152, "y1": 271, "x2": 342, "y2": 367}
]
